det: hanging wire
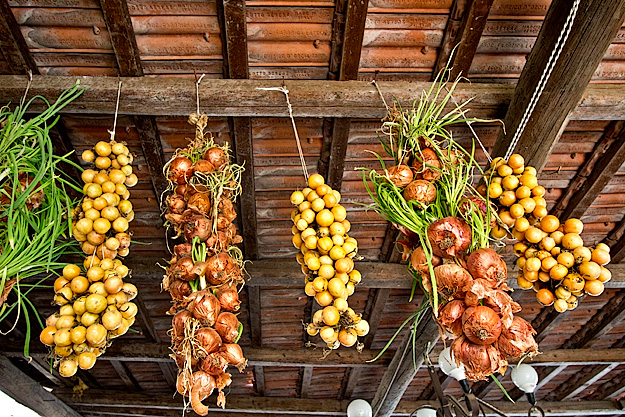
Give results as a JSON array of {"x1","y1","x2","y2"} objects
[
  {"x1": 256, "y1": 86, "x2": 309, "y2": 181},
  {"x1": 503, "y1": 0, "x2": 581, "y2": 160},
  {"x1": 108, "y1": 79, "x2": 123, "y2": 142}
]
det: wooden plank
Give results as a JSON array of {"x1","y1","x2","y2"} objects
[
  {"x1": 254, "y1": 365, "x2": 266, "y2": 396},
  {"x1": 248, "y1": 285, "x2": 262, "y2": 348},
  {"x1": 0, "y1": 0, "x2": 38, "y2": 74},
  {"x1": 327, "y1": 117, "x2": 352, "y2": 190},
  {"x1": 300, "y1": 366, "x2": 313, "y2": 398},
  {"x1": 134, "y1": 115, "x2": 167, "y2": 198},
  {"x1": 157, "y1": 362, "x2": 177, "y2": 389},
  {"x1": 99, "y1": 0, "x2": 142, "y2": 76},
  {"x1": 362, "y1": 288, "x2": 391, "y2": 348},
  {"x1": 434, "y1": 0, "x2": 495, "y2": 79},
  {"x1": 552, "y1": 121, "x2": 625, "y2": 220},
  {"x1": 233, "y1": 117, "x2": 258, "y2": 259},
  {"x1": 491, "y1": 0, "x2": 625, "y2": 171},
  {"x1": 553, "y1": 364, "x2": 620, "y2": 400},
  {"x1": 371, "y1": 312, "x2": 439, "y2": 417},
  {"x1": 0, "y1": 355, "x2": 82, "y2": 417},
  {"x1": 607, "y1": 218, "x2": 625, "y2": 263},
  {"x1": 4, "y1": 76, "x2": 625, "y2": 119},
  {"x1": 339, "y1": 367, "x2": 361, "y2": 400},
  {"x1": 586, "y1": 370, "x2": 625, "y2": 400},
  {"x1": 133, "y1": 291, "x2": 160, "y2": 343},
  {"x1": 109, "y1": 360, "x2": 139, "y2": 390},
  {"x1": 220, "y1": 0, "x2": 248, "y2": 79}
]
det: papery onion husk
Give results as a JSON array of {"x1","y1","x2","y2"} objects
[
  {"x1": 467, "y1": 248, "x2": 507, "y2": 287},
  {"x1": 183, "y1": 212, "x2": 212, "y2": 242},
  {"x1": 215, "y1": 372, "x2": 232, "y2": 390},
  {"x1": 410, "y1": 246, "x2": 442, "y2": 274},
  {"x1": 427, "y1": 217, "x2": 472, "y2": 258},
  {"x1": 215, "y1": 312, "x2": 240, "y2": 343},
  {"x1": 403, "y1": 179, "x2": 436, "y2": 204},
  {"x1": 195, "y1": 327, "x2": 222, "y2": 355},
  {"x1": 204, "y1": 147, "x2": 229, "y2": 170},
  {"x1": 216, "y1": 215, "x2": 231, "y2": 231},
  {"x1": 484, "y1": 289, "x2": 521, "y2": 329},
  {"x1": 412, "y1": 148, "x2": 441, "y2": 181},
  {"x1": 175, "y1": 184, "x2": 187, "y2": 196},
  {"x1": 166, "y1": 194, "x2": 186, "y2": 214},
  {"x1": 386, "y1": 165, "x2": 414, "y2": 188},
  {"x1": 433, "y1": 263, "x2": 473, "y2": 299},
  {"x1": 174, "y1": 352, "x2": 198, "y2": 370},
  {"x1": 496, "y1": 316, "x2": 538, "y2": 359},
  {"x1": 190, "y1": 371, "x2": 216, "y2": 416},
  {"x1": 172, "y1": 310, "x2": 193, "y2": 340},
  {"x1": 186, "y1": 291, "x2": 221, "y2": 326},
  {"x1": 463, "y1": 278, "x2": 494, "y2": 307},
  {"x1": 176, "y1": 369, "x2": 193, "y2": 396},
  {"x1": 220, "y1": 343, "x2": 247, "y2": 372},
  {"x1": 462, "y1": 306, "x2": 502, "y2": 345},
  {"x1": 187, "y1": 192, "x2": 211, "y2": 215},
  {"x1": 172, "y1": 257, "x2": 197, "y2": 282},
  {"x1": 168, "y1": 156, "x2": 194, "y2": 184},
  {"x1": 194, "y1": 159, "x2": 215, "y2": 174},
  {"x1": 218, "y1": 199, "x2": 237, "y2": 222},
  {"x1": 438, "y1": 300, "x2": 466, "y2": 336},
  {"x1": 206, "y1": 252, "x2": 236, "y2": 285},
  {"x1": 216, "y1": 285, "x2": 241, "y2": 311},
  {"x1": 452, "y1": 336, "x2": 505, "y2": 381},
  {"x1": 200, "y1": 352, "x2": 228, "y2": 376},
  {"x1": 174, "y1": 243, "x2": 193, "y2": 259}
]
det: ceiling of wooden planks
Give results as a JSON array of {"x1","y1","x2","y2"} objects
[{"x1": 2, "y1": 0, "x2": 625, "y2": 416}]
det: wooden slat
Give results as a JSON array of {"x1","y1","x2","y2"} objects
[
  {"x1": 99, "y1": 0, "x2": 142, "y2": 76},
  {"x1": 0, "y1": 355, "x2": 82, "y2": 417},
  {"x1": 606, "y1": 219, "x2": 625, "y2": 263},
  {"x1": 548, "y1": 363, "x2": 619, "y2": 401},
  {"x1": 552, "y1": 121, "x2": 625, "y2": 220},
  {"x1": 339, "y1": 367, "x2": 361, "y2": 400},
  {"x1": 300, "y1": 366, "x2": 313, "y2": 398},
  {"x1": 491, "y1": 0, "x2": 625, "y2": 171},
  {"x1": 0, "y1": 0, "x2": 38, "y2": 74},
  {"x1": 3, "y1": 76, "x2": 625, "y2": 120},
  {"x1": 434, "y1": 0, "x2": 495, "y2": 79},
  {"x1": 248, "y1": 285, "x2": 262, "y2": 348},
  {"x1": 327, "y1": 118, "x2": 352, "y2": 190},
  {"x1": 362, "y1": 288, "x2": 391, "y2": 348},
  {"x1": 157, "y1": 362, "x2": 177, "y2": 389},
  {"x1": 219, "y1": 0, "x2": 248, "y2": 79},
  {"x1": 110, "y1": 360, "x2": 139, "y2": 390},
  {"x1": 254, "y1": 365, "x2": 266, "y2": 396},
  {"x1": 586, "y1": 369, "x2": 625, "y2": 400},
  {"x1": 233, "y1": 117, "x2": 258, "y2": 259},
  {"x1": 134, "y1": 115, "x2": 168, "y2": 198}
]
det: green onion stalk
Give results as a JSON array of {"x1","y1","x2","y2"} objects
[{"x1": 0, "y1": 81, "x2": 84, "y2": 356}]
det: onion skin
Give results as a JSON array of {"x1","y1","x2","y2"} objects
[
  {"x1": 200, "y1": 352, "x2": 228, "y2": 376},
  {"x1": 462, "y1": 306, "x2": 502, "y2": 345},
  {"x1": 168, "y1": 156, "x2": 194, "y2": 184},
  {"x1": 215, "y1": 312, "x2": 240, "y2": 343},
  {"x1": 459, "y1": 196, "x2": 495, "y2": 227},
  {"x1": 166, "y1": 194, "x2": 186, "y2": 214},
  {"x1": 410, "y1": 246, "x2": 441, "y2": 275},
  {"x1": 206, "y1": 252, "x2": 237, "y2": 285},
  {"x1": 412, "y1": 148, "x2": 441, "y2": 181},
  {"x1": 452, "y1": 335, "x2": 505, "y2": 381},
  {"x1": 172, "y1": 310, "x2": 193, "y2": 340},
  {"x1": 484, "y1": 290, "x2": 521, "y2": 329},
  {"x1": 427, "y1": 217, "x2": 472, "y2": 258},
  {"x1": 170, "y1": 280, "x2": 193, "y2": 303},
  {"x1": 467, "y1": 248, "x2": 507, "y2": 287},
  {"x1": 215, "y1": 372, "x2": 232, "y2": 390},
  {"x1": 194, "y1": 159, "x2": 215, "y2": 174},
  {"x1": 187, "y1": 192, "x2": 211, "y2": 215},
  {"x1": 174, "y1": 243, "x2": 193, "y2": 259},
  {"x1": 204, "y1": 147, "x2": 229, "y2": 170},
  {"x1": 190, "y1": 371, "x2": 216, "y2": 416},
  {"x1": 216, "y1": 285, "x2": 241, "y2": 311},
  {"x1": 463, "y1": 279, "x2": 492, "y2": 307},
  {"x1": 386, "y1": 165, "x2": 414, "y2": 188},
  {"x1": 172, "y1": 257, "x2": 197, "y2": 282},
  {"x1": 176, "y1": 369, "x2": 193, "y2": 396},
  {"x1": 218, "y1": 199, "x2": 237, "y2": 222},
  {"x1": 496, "y1": 316, "x2": 538, "y2": 359},
  {"x1": 174, "y1": 352, "x2": 198, "y2": 370},
  {"x1": 403, "y1": 179, "x2": 436, "y2": 204},
  {"x1": 438, "y1": 300, "x2": 466, "y2": 336},
  {"x1": 183, "y1": 212, "x2": 212, "y2": 242},
  {"x1": 186, "y1": 291, "x2": 221, "y2": 326},
  {"x1": 220, "y1": 343, "x2": 247, "y2": 372},
  {"x1": 433, "y1": 263, "x2": 473, "y2": 299},
  {"x1": 195, "y1": 327, "x2": 222, "y2": 355}
]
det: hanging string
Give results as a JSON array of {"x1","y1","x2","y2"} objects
[
  {"x1": 372, "y1": 80, "x2": 389, "y2": 111},
  {"x1": 19, "y1": 70, "x2": 33, "y2": 109},
  {"x1": 108, "y1": 80, "x2": 122, "y2": 142},
  {"x1": 503, "y1": 0, "x2": 580, "y2": 160},
  {"x1": 196, "y1": 73, "x2": 206, "y2": 115},
  {"x1": 257, "y1": 86, "x2": 309, "y2": 181}
]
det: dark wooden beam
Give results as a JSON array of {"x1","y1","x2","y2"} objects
[
  {"x1": 362, "y1": 288, "x2": 391, "y2": 348},
  {"x1": 109, "y1": 360, "x2": 140, "y2": 390},
  {"x1": 491, "y1": 0, "x2": 625, "y2": 171},
  {"x1": 434, "y1": 0, "x2": 495, "y2": 79},
  {"x1": 254, "y1": 365, "x2": 266, "y2": 396},
  {"x1": 552, "y1": 121, "x2": 625, "y2": 220},
  {"x1": 300, "y1": 366, "x2": 313, "y2": 398},
  {"x1": 0, "y1": 355, "x2": 82, "y2": 417},
  {"x1": 3, "y1": 76, "x2": 625, "y2": 120},
  {"x1": 219, "y1": 0, "x2": 248, "y2": 79},
  {"x1": 338, "y1": 367, "x2": 361, "y2": 400},
  {"x1": 606, "y1": 218, "x2": 625, "y2": 263},
  {"x1": 133, "y1": 116, "x2": 168, "y2": 198},
  {"x1": 248, "y1": 286, "x2": 262, "y2": 348},
  {"x1": 371, "y1": 312, "x2": 439, "y2": 417},
  {"x1": 0, "y1": 0, "x2": 38, "y2": 74},
  {"x1": 585, "y1": 368, "x2": 625, "y2": 400},
  {"x1": 99, "y1": 0, "x2": 142, "y2": 76},
  {"x1": 546, "y1": 363, "x2": 619, "y2": 401},
  {"x1": 327, "y1": 118, "x2": 352, "y2": 190},
  {"x1": 157, "y1": 362, "x2": 177, "y2": 389}
]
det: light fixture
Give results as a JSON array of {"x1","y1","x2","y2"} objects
[
  {"x1": 413, "y1": 406, "x2": 438, "y2": 417},
  {"x1": 347, "y1": 399, "x2": 372, "y2": 417},
  {"x1": 511, "y1": 363, "x2": 539, "y2": 406},
  {"x1": 438, "y1": 347, "x2": 471, "y2": 394}
]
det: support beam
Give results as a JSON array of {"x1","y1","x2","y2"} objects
[
  {"x1": 548, "y1": 363, "x2": 619, "y2": 401},
  {"x1": 606, "y1": 219, "x2": 625, "y2": 264},
  {"x1": 363, "y1": 288, "x2": 391, "y2": 348},
  {"x1": 248, "y1": 286, "x2": 262, "y2": 348},
  {"x1": 491, "y1": 0, "x2": 625, "y2": 171},
  {"x1": 3, "y1": 76, "x2": 625, "y2": 120},
  {"x1": 300, "y1": 366, "x2": 313, "y2": 398},
  {"x1": 134, "y1": 116, "x2": 168, "y2": 198},
  {"x1": 434, "y1": 0, "x2": 495, "y2": 79},
  {"x1": 157, "y1": 362, "x2": 177, "y2": 389},
  {"x1": 552, "y1": 121, "x2": 625, "y2": 220},
  {"x1": 339, "y1": 367, "x2": 361, "y2": 400},
  {"x1": 371, "y1": 312, "x2": 439, "y2": 417},
  {"x1": 586, "y1": 369, "x2": 625, "y2": 400},
  {"x1": 0, "y1": 355, "x2": 82, "y2": 417},
  {"x1": 254, "y1": 365, "x2": 266, "y2": 396},
  {"x1": 109, "y1": 360, "x2": 139, "y2": 390}
]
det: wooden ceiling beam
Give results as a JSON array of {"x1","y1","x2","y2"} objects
[
  {"x1": 552, "y1": 121, "x2": 625, "y2": 220},
  {"x1": 546, "y1": 363, "x2": 619, "y2": 401},
  {"x1": 434, "y1": 0, "x2": 495, "y2": 79},
  {"x1": 254, "y1": 365, "x2": 266, "y2": 396},
  {"x1": 3, "y1": 76, "x2": 625, "y2": 120},
  {"x1": 109, "y1": 360, "x2": 140, "y2": 391},
  {"x1": 490, "y1": 0, "x2": 625, "y2": 172},
  {"x1": 605, "y1": 218, "x2": 625, "y2": 263},
  {"x1": 0, "y1": 355, "x2": 82, "y2": 417}
]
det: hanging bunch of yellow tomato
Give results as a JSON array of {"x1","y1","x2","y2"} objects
[
  {"x1": 481, "y1": 154, "x2": 613, "y2": 312},
  {"x1": 40, "y1": 140, "x2": 139, "y2": 376},
  {"x1": 290, "y1": 174, "x2": 369, "y2": 349}
]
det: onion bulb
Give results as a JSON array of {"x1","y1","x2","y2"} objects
[
  {"x1": 215, "y1": 285, "x2": 241, "y2": 311},
  {"x1": 467, "y1": 248, "x2": 507, "y2": 287},
  {"x1": 451, "y1": 336, "x2": 505, "y2": 381},
  {"x1": 176, "y1": 369, "x2": 193, "y2": 396},
  {"x1": 386, "y1": 165, "x2": 413, "y2": 188},
  {"x1": 187, "y1": 291, "x2": 221, "y2": 326},
  {"x1": 220, "y1": 343, "x2": 247, "y2": 372},
  {"x1": 403, "y1": 180, "x2": 436, "y2": 204},
  {"x1": 410, "y1": 246, "x2": 441, "y2": 275},
  {"x1": 433, "y1": 263, "x2": 473, "y2": 299},
  {"x1": 194, "y1": 327, "x2": 222, "y2": 356},
  {"x1": 496, "y1": 316, "x2": 538, "y2": 359},
  {"x1": 188, "y1": 192, "x2": 211, "y2": 215},
  {"x1": 204, "y1": 147, "x2": 228, "y2": 170},
  {"x1": 427, "y1": 217, "x2": 472, "y2": 258},
  {"x1": 438, "y1": 300, "x2": 466, "y2": 336},
  {"x1": 168, "y1": 156, "x2": 194, "y2": 184},
  {"x1": 190, "y1": 371, "x2": 217, "y2": 416},
  {"x1": 214, "y1": 312, "x2": 240, "y2": 343},
  {"x1": 462, "y1": 306, "x2": 502, "y2": 345},
  {"x1": 412, "y1": 148, "x2": 441, "y2": 181},
  {"x1": 200, "y1": 352, "x2": 228, "y2": 376}
]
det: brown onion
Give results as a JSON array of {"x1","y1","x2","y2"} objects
[
  {"x1": 206, "y1": 252, "x2": 234, "y2": 285},
  {"x1": 216, "y1": 285, "x2": 241, "y2": 311},
  {"x1": 215, "y1": 312, "x2": 240, "y2": 343},
  {"x1": 463, "y1": 279, "x2": 492, "y2": 307},
  {"x1": 403, "y1": 179, "x2": 436, "y2": 204},
  {"x1": 496, "y1": 316, "x2": 538, "y2": 359},
  {"x1": 220, "y1": 343, "x2": 247, "y2": 372},
  {"x1": 169, "y1": 279, "x2": 192, "y2": 302},
  {"x1": 192, "y1": 261, "x2": 209, "y2": 278},
  {"x1": 195, "y1": 327, "x2": 222, "y2": 355},
  {"x1": 452, "y1": 336, "x2": 505, "y2": 381},
  {"x1": 412, "y1": 148, "x2": 441, "y2": 181},
  {"x1": 386, "y1": 165, "x2": 414, "y2": 188},
  {"x1": 188, "y1": 192, "x2": 211, "y2": 215},
  {"x1": 172, "y1": 257, "x2": 197, "y2": 282},
  {"x1": 462, "y1": 306, "x2": 502, "y2": 345},
  {"x1": 200, "y1": 352, "x2": 228, "y2": 376},
  {"x1": 433, "y1": 263, "x2": 473, "y2": 299},
  {"x1": 438, "y1": 300, "x2": 466, "y2": 336},
  {"x1": 410, "y1": 246, "x2": 441, "y2": 274},
  {"x1": 216, "y1": 215, "x2": 231, "y2": 231},
  {"x1": 172, "y1": 310, "x2": 193, "y2": 340},
  {"x1": 166, "y1": 194, "x2": 186, "y2": 214},
  {"x1": 190, "y1": 371, "x2": 216, "y2": 416},
  {"x1": 168, "y1": 156, "x2": 194, "y2": 184},
  {"x1": 427, "y1": 217, "x2": 472, "y2": 258},
  {"x1": 215, "y1": 372, "x2": 232, "y2": 390},
  {"x1": 174, "y1": 352, "x2": 198, "y2": 370},
  {"x1": 183, "y1": 212, "x2": 212, "y2": 242},
  {"x1": 484, "y1": 289, "x2": 521, "y2": 329},
  {"x1": 194, "y1": 159, "x2": 215, "y2": 174},
  {"x1": 467, "y1": 248, "x2": 507, "y2": 287},
  {"x1": 175, "y1": 183, "x2": 187, "y2": 196},
  {"x1": 187, "y1": 291, "x2": 221, "y2": 326},
  {"x1": 174, "y1": 243, "x2": 193, "y2": 259},
  {"x1": 218, "y1": 199, "x2": 237, "y2": 222},
  {"x1": 176, "y1": 369, "x2": 193, "y2": 396},
  {"x1": 204, "y1": 147, "x2": 228, "y2": 170}
]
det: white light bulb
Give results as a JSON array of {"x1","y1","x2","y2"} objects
[
  {"x1": 438, "y1": 347, "x2": 466, "y2": 381},
  {"x1": 511, "y1": 364, "x2": 538, "y2": 393},
  {"x1": 415, "y1": 406, "x2": 438, "y2": 417},
  {"x1": 347, "y1": 399, "x2": 372, "y2": 417}
]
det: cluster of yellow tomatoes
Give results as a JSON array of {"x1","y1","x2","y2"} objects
[
  {"x1": 39, "y1": 140, "x2": 139, "y2": 376},
  {"x1": 290, "y1": 174, "x2": 369, "y2": 349},
  {"x1": 480, "y1": 154, "x2": 612, "y2": 312}
]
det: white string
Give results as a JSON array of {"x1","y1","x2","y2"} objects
[
  {"x1": 257, "y1": 86, "x2": 309, "y2": 181},
  {"x1": 108, "y1": 80, "x2": 122, "y2": 142},
  {"x1": 372, "y1": 80, "x2": 389, "y2": 111},
  {"x1": 504, "y1": 0, "x2": 581, "y2": 160},
  {"x1": 196, "y1": 73, "x2": 206, "y2": 115}
]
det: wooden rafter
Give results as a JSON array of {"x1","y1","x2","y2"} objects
[
  {"x1": 545, "y1": 363, "x2": 619, "y2": 401},
  {"x1": 434, "y1": 0, "x2": 495, "y2": 79},
  {"x1": 110, "y1": 360, "x2": 140, "y2": 391},
  {"x1": 605, "y1": 218, "x2": 625, "y2": 263},
  {"x1": 551, "y1": 121, "x2": 625, "y2": 220},
  {"x1": 491, "y1": 0, "x2": 625, "y2": 171},
  {"x1": 254, "y1": 365, "x2": 266, "y2": 396},
  {"x1": 248, "y1": 286, "x2": 262, "y2": 348}
]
